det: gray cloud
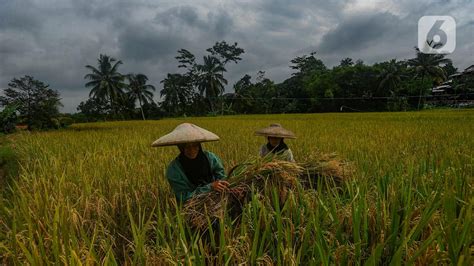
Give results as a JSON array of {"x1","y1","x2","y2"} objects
[
  {"x1": 155, "y1": 6, "x2": 202, "y2": 28},
  {"x1": 0, "y1": 0, "x2": 41, "y2": 32},
  {"x1": 318, "y1": 12, "x2": 406, "y2": 54},
  {"x1": 210, "y1": 11, "x2": 234, "y2": 37},
  {"x1": 153, "y1": 5, "x2": 234, "y2": 38},
  {"x1": 117, "y1": 24, "x2": 185, "y2": 61}
]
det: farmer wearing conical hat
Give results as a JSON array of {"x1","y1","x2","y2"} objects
[
  {"x1": 255, "y1": 123, "x2": 296, "y2": 162},
  {"x1": 152, "y1": 123, "x2": 230, "y2": 203}
]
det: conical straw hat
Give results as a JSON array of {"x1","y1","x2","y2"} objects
[
  {"x1": 255, "y1": 123, "x2": 296, "y2": 139},
  {"x1": 151, "y1": 123, "x2": 220, "y2": 147}
]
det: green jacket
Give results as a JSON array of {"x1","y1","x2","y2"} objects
[{"x1": 166, "y1": 151, "x2": 226, "y2": 203}]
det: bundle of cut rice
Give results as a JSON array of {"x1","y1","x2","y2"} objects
[
  {"x1": 229, "y1": 159, "x2": 303, "y2": 189},
  {"x1": 183, "y1": 191, "x2": 229, "y2": 230},
  {"x1": 183, "y1": 159, "x2": 304, "y2": 230},
  {"x1": 183, "y1": 153, "x2": 353, "y2": 230},
  {"x1": 298, "y1": 152, "x2": 354, "y2": 188}
]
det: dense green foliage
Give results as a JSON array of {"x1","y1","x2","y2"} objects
[
  {"x1": 0, "y1": 104, "x2": 18, "y2": 134},
  {"x1": 75, "y1": 41, "x2": 472, "y2": 121},
  {"x1": 159, "y1": 44, "x2": 469, "y2": 116},
  {"x1": 126, "y1": 74, "x2": 156, "y2": 120},
  {"x1": 84, "y1": 54, "x2": 127, "y2": 115},
  {"x1": 0, "y1": 76, "x2": 62, "y2": 130},
  {"x1": 0, "y1": 136, "x2": 19, "y2": 187}
]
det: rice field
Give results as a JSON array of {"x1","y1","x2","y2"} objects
[{"x1": 0, "y1": 110, "x2": 473, "y2": 265}]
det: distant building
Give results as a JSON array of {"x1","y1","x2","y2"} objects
[
  {"x1": 431, "y1": 84, "x2": 451, "y2": 95},
  {"x1": 431, "y1": 65, "x2": 474, "y2": 94},
  {"x1": 464, "y1": 65, "x2": 474, "y2": 74}
]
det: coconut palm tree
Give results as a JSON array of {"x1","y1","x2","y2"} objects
[
  {"x1": 196, "y1": 56, "x2": 227, "y2": 112},
  {"x1": 126, "y1": 73, "x2": 155, "y2": 120},
  {"x1": 407, "y1": 45, "x2": 452, "y2": 109},
  {"x1": 378, "y1": 59, "x2": 406, "y2": 96},
  {"x1": 84, "y1": 54, "x2": 126, "y2": 115},
  {"x1": 160, "y1": 73, "x2": 193, "y2": 116}
]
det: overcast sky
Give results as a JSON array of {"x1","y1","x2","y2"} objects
[{"x1": 1, "y1": 0, "x2": 473, "y2": 113}]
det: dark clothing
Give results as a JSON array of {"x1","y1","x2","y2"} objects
[
  {"x1": 166, "y1": 151, "x2": 226, "y2": 203},
  {"x1": 178, "y1": 149, "x2": 212, "y2": 187},
  {"x1": 259, "y1": 141, "x2": 295, "y2": 162},
  {"x1": 266, "y1": 140, "x2": 289, "y2": 154}
]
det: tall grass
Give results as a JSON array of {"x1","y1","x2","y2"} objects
[{"x1": 0, "y1": 110, "x2": 472, "y2": 264}]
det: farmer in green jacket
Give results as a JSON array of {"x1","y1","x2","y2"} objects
[{"x1": 152, "y1": 123, "x2": 230, "y2": 203}]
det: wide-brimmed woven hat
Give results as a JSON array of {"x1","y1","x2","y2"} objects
[
  {"x1": 151, "y1": 123, "x2": 220, "y2": 147},
  {"x1": 255, "y1": 123, "x2": 296, "y2": 139}
]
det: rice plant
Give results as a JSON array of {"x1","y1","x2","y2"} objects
[{"x1": 0, "y1": 110, "x2": 472, "y2": 265}]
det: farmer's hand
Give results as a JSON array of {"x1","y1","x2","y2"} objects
[
  {"x1": 211, "y1": 180, "x2": 230, "y2": 192},
  {"x1": 229, "y1": 186, "x2": 246, "y2": 200}
]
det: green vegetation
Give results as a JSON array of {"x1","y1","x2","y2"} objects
[
  {"x1": 75, "y1": 40, "x2": 472, "y2": 121},
  {"x1": 126, "y1": 74, "x2": 156, "y2": 120},
  {"x1": 0, "y1": 104, "x2": 18, "y2": 134},
  {"x1": 0, "y1": 110, "x2": 472, "y2": 264},
  {"x1": 0, "y1": 135, "x2": 19, "y2": 186},
  {"x1": 0, "y1": 76, "x2": 62, "y2": 130},
  {"x1": 407, "y1": 44, "x2": 453, "y2": 109}
]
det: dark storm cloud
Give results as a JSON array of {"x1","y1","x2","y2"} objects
[
  {"x1": 155, "y1": 6, "x2": 202, "y2": 28},
  {"x1": 0, "y1": 0, "x2": 41, "y2": 32},
  {"x1": 314, "y1": 0, "x2": 474, "y2": 67},
  {"x1": 153, "y1": 5, "x2": 234, "y2": 37},
  {"x1": 259, "y1": 0, "x2": 346, "y2": 19},
  {"x1": 255, "y1": 0, "x2": 345, "y2": 33},
  {"x1": 70, "y1": 0, "x2": 144, "y2": 21},
  {"x1": 114, "y1": 5, "x2": 236, "y2": 64},
  {"x1": 210, "y1": 11, "x2": 234, "y2": 37},
  {"x1": 117, "y1": 24, "x2": 186, "y2": 61},
  {"x1": 318, "y1": 12, "x2": 406, "y2": 54},
  {"x1": 0, "y1": 33, "x2": 34, "y2": 54}
]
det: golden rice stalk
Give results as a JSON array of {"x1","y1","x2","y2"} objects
[
  {"x1": 183, "y1": 191, "x2": 228, "y2": 230},
  {"x1": 183, "y1": 154, "x2": 353, "y2": 229},
  {"x1": 183, "y1": 159, "x2": 304, "y2": 230},
  {"x1": 298, "y1": 152, "x2": 354, "y2": 187}
]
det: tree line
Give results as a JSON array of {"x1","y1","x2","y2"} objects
[
  {"x1": 76, "y1": 41, "x2": 245, "y2": 121},
  {"x1": 1, "y1": 40, "x2": 473, "y2": 132},
  {"x1": 77, "y1": 40, "x2": 472, "y2": 121}
]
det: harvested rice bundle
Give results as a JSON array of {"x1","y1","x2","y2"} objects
[
  {"x1": 183, "y1": 191, "x2": 229, "y2": 230},
  {"x1": 183, "y1": 159, "x2": 304, "y2": 230},
  {"x1": 229, "y1": 159, "x2": 303, "y2": 188},
  {"x1": 298, "y1": 152, "x2": 354, "y2": 187},
  {"x1": 183, "y1": 154, "x2": 352, "y2": 230}
]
